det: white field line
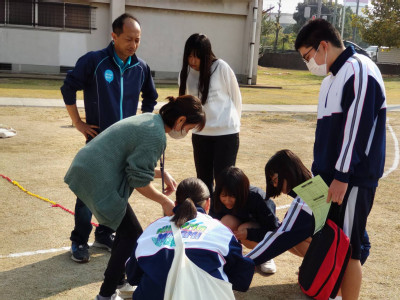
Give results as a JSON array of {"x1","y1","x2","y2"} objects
[
  {"x1": 0, "y1": 243, "x2": 93, "y2": 259},
  {"x1": 382, "y1": 119, "x2": 399, "y2": 179},
  {"x1": 0, "y1": 247, "x2": 70, "y2": 258},
  {"x1": 1, "y1": 121, "x2": 398, "y2": 259}
]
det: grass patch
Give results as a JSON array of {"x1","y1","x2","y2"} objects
[{"x1": 0, "y1": 66, "x2": 398, "y2": 105}]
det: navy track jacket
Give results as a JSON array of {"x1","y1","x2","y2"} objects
[
  {"x1": 126, "y1": 208, "x2": 255, "y2": 299},
  {"x1": 312, "y1": 47, "x2": 386, "y2": 188},
  {"x1": 212, "y1": 186, "x2": 280, "y2": 243},
  {"x1": 61, "y1": 42, "x2": 157, "y2": 132}
]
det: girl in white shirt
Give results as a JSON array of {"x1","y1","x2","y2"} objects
[{"x1": 178, "y1": 33, "x2": 242, "y2": 209}]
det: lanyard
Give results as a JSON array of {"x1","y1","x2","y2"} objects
[{"x1": 160, "y1": 151, "x2": 165, "y2": 194}]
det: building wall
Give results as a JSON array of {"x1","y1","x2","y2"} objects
[{"x1": 0, "y1": 0, "x2": 262, "y2": 83}]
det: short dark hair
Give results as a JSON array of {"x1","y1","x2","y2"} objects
[
  {"x1": 265, "y1": 149, "x2": 312, "y2": 198},
  {"x1": 214, "y1": 166, "x2": 249, "y2": 213},
  {"x1": 179, "y1": 33, "x2": 217, "y2": 105},
  {"x1": 294, "y1": 19, "x2": 343, "y2": 51},
  {"x1": 112, "y1": 13, "x2": 140, "y2": 36},
  {"x1": 171, "y1": 178, "x2": 210, "y2": 227},
  {"x1": 159, "y1": 95, "x2": 206, "y2": 131}
]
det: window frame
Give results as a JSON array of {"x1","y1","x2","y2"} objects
[{"x1": 0, "y1": 0, "x2": 96, "y2": 33}]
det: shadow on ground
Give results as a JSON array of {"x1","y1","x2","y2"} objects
[
  {"x1": 235, "y1": 282, "x2": 311, "y2": 300},
  {"x1": 0, "y1": 249, "x2": 109, "y2": 299}
]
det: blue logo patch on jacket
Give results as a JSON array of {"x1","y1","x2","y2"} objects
[{"x1": 104, "y1": 70, "x2": 114, "y2": 83}]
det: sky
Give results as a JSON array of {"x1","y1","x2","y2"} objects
[{"x1": 262, "y1": 0, "x2": 369, "y2": 14}]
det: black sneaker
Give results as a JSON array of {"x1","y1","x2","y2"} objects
[
  {"x1": 70, "y1": 242, "x2": 90, "y2": 263},
  {"x1": 93, "y1": 233, "x2": 114, "y2": 252}
]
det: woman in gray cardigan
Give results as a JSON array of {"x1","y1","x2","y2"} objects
[{"x1": 65, "y1": 95, "x2": 206, "y2": 300}]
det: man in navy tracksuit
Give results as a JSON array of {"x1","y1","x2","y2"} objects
[
  {"x1": 295, "y1": 19, "x2": 386, "y2": 300},
  {"x1": 61, "y1": 13, "x2": 157, "y2": 263}
]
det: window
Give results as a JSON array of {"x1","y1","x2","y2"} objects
[
  {"x1": 9, "y1": 0, "x2": 34, "y2": 26},
  {"x1": 0, "y1": 0, "x2": 5, "y2": 24},
  {"x1": 0, "y1": 0, "x2": 96, "y2": 31},
  {"x1": 38, "y1": 2, "x2": 64, "y2": 28},
  {"x1": 65, "y1": 3, "x2": 91, "y2": 30}
]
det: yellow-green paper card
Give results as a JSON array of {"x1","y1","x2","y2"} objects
[{"x1": 293, "y1": 175, "x2": 331, "y2": 234}]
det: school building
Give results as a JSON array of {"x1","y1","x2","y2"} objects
[{"x1": 0, "y1": 0, "x2": 263, "y2": 84}]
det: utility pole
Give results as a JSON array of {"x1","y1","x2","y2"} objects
[
  {"x1": 352, "y1": 0, "x2": 360, "y2": 42},
  {"x1": 332, "y1": 0, "x2": 338, "y2": 27},
  {"x1": 317, "y1": 0, "x2": 322, "y2": 18},
  {"x1": 341, "y1": 5, "x2": 346, "y2": 38}
]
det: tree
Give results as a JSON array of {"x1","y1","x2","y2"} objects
[
  {"x1": 259, "y1": 9, "x2": 276, "y2": 54},
  {"x1": 281, "y1": 34, "x2": 290, "y2": 50},
  {"x1": 353, "y1": 0, "x2": 400, "y2": 47},
  {"x1": 259, "y1": 1, "x2": 298, "y2": 53},
  {"x1": 273, "y1": 0, "x2": 282, "y2": 52},
  {"x1": 283, "y1": 24, "x2": 295, "y2": 35}
]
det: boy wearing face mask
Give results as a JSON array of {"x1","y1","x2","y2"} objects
[{"x1": 295, "y1": 19, "x2": 386, "y2": 300}]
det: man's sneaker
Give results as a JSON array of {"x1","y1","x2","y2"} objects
[
  {"x1": 70, "y1": 242, "x2": 90, "y2": 263},
  {"x1": 93, "y1": 233, "x2": 114, "y2": 252},
  {"x1": 260, "y1": 259, "x2": 277, "y2": 274}
]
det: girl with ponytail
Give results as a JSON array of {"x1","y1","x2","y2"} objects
[{"x1": 126, "y1": 178, "x2": 255, "y2": 299}]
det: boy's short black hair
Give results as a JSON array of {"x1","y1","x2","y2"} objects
[
  {"x1": 295, "y1": 19, "x2": 343, "y2": 51},
  {"x1": 112, "y1": 13, "x2": 140, "y2": 36}
]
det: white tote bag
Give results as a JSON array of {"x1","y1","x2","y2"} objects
[{"x1": 163, "y1": 221, "x2": 235, "y2": 300}]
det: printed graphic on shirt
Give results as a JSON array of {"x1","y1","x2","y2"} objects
[
  {"x1": 152, "y1": 221, "x2": 208, "y2": 247},
  {"x1": 104, "y1": 69, "x2": 114, "y2": 83}
]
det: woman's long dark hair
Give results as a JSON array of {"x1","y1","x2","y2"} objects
[
  {"x1": 179, "y1": 33, "x2": 217, "y2": 105},
  {"x1": 159, "y1": 95, "x2": 206, "y2": 131},
  {"x1": 265, "y1": 149, "x2": 312, "y2": 199},
  {"x1": 171, "y1": 178, "x2": 210, "y2": 227},
  {"x1": 214, "y1": 166, "x2": 249, "y2": 213}
]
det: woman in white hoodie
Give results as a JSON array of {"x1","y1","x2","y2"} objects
[{"x1": 179, "y1": 33, "x2": 242, "y2": 211}]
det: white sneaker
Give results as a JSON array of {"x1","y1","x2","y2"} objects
[
  {"x1": 94, "y1": 290, "x2": 124, "y2": 300},
  {"x1": 116, "y1": 283, "x2": 137, "y2": 299},
  {"x1": 94, "y1": 292, "x2": 124, "y2": 300},
  {"x1": 111, "y1": 292, "x2": 124, "y2": 300},
  {"x1": 260, "y1": 259, "x2": 277, "y2": 274}
]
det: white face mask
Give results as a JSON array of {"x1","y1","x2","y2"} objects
[
  {"x1": 306, "y1": 45, "x2": 328, "y2": 76},
  {"x1": 168, "y1": 128, "x2": 188, "y2": 139}
]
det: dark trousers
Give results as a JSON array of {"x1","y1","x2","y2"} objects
[
  {"x1": 100, "y1": 203, "x2": 143, "y2": 297},
  {"x1": 192, "y1": 133, "x2": 239, "y2": 212},
  {"x1": 70, "y1": 197, "x2": 114, "y2": 244},
  {"x1": 70, "y1": 134, "x2": 114, "y2": 244}
]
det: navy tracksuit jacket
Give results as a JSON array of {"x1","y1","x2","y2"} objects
[{"x1": 61, "y1": 42, "x2": 157, "y2": 132}]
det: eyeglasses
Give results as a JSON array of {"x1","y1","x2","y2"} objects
[
  {"x1": 302, "y1": 46, "x2": 315, "y2": 63},
  {"x1": 270, "y1": 175, "x2": 278, "y2": 185}
]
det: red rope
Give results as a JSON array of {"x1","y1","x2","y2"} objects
[{"x1": 0, "y1": 174, "x2": 12, "y2": 182}]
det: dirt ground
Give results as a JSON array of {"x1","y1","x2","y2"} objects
[{"x1": 0, "y1": 106, "x2": 399, "y2": 300}]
